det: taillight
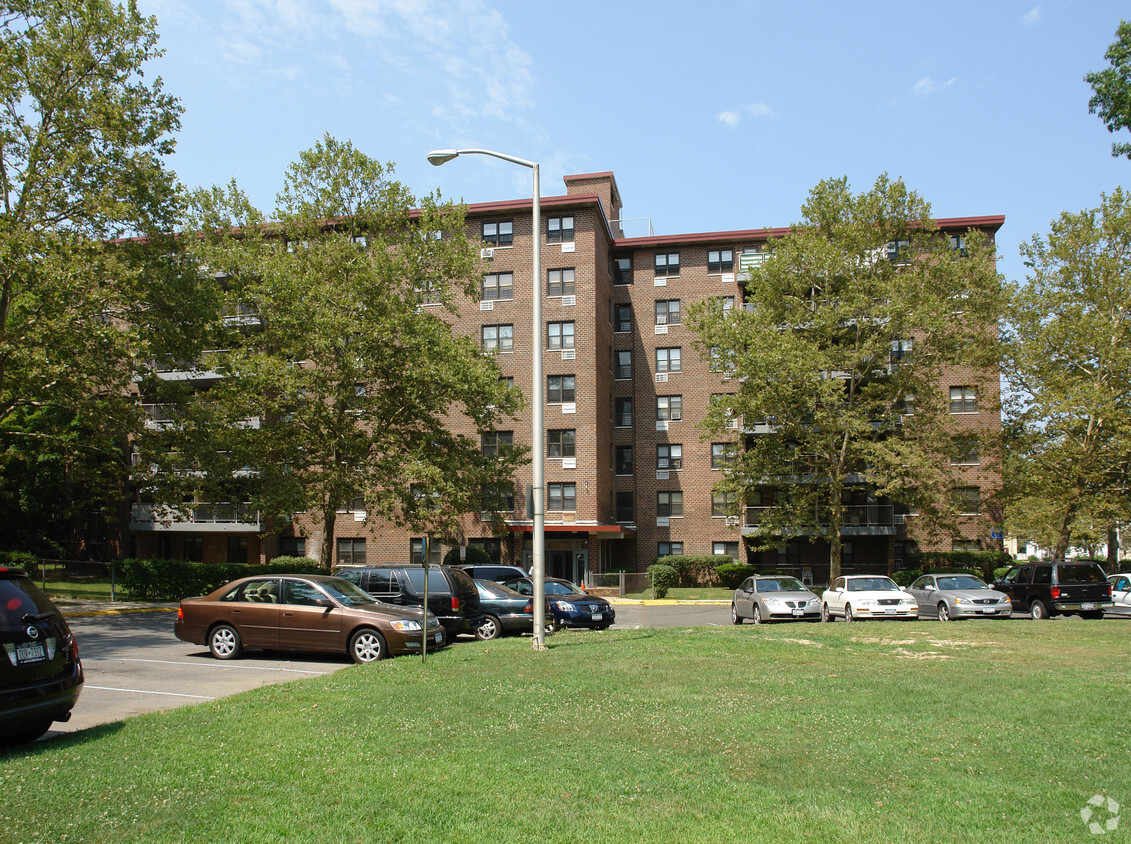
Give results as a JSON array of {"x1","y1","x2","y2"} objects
[
  {"x1": 451, "y1": 596, "x2": 461, "y2": 612},
  {"x1": 1105, "y1": 585, "x2": 1112, "y2": 598},
  {"x1": 177, "y1": 606, "x2": 184, "y2": 621},
  {"x1": 523, "y1": 601, "x2": 533, "y2": 614},
  {"x1": 1051, "y1": 587, "x2": 1060, "y2": 600}
]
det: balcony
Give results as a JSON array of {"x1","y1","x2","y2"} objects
[
  {"x1": 150, "y1": 350, "x2": 228, "y2": 382},
  {"x1": 130, "y1": 502, "x2": 261, "y2": 533},
  {"x1": 743, "y1": 504, "x2": 897, "y2": 536}
]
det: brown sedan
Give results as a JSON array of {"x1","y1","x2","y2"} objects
[{"x1": 175, "y1": 575, "x2": 446, "y2": 663}]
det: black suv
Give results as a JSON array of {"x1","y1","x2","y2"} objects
[
  {"x1": 995, "y1": 561, "x2": 1113, "y2": 619},
  {"x1": 455, "y1": 564, "x2": 527, "y2": 583},
  {"x1": 1, "y1": 567, "x2": 83, "y2": 745},
  {"x1": 334, "y1": 565, "x2": 481, "y2": 638}
]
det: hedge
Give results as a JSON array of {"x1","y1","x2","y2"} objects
[
  {"x1": 906, "y1": 550, "x2": 1011, "y2": 580},
  {"x1": 647, "y1": 564, "x2": 677, "y2": 598},
  {"x1": 442, "y1": 545, "x2": 492, "y2": 567},
  {"x1": 654, "y1": 554, "x2": 735, "y2": 587},
  {"x1": 119, "y1": 557, "x2": 325, "y2": 601},
  {"x1": 715, "y1": 563, "x2": 759, "y2": 590}
]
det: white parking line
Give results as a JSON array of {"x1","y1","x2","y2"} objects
[
  {"x1": 86, "y1": 657, "x2": 333, "y2": 675},
  {"x1": 84, "y1": 686, "x2": 214, "y2": 699}
]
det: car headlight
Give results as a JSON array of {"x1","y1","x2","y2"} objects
[
  {"x1": 953, "y1": 597, "x2": 968, "y2": 605},
  {"x1": 807, "y1": 597, "x2": 821, "y2": 606},
  {"x1": 554, "y1": 601, "x2": 576, "y2": 612},
  {"x1": 999, "y1": 596, "x2": 1011, "y2": 605},
  {"x1": 388, "y1": 619, "x2": 422, "y2": 631}
]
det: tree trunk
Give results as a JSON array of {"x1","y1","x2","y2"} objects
[
  {"x1": 320, "y1": 509, "x2": 337, "y2": 567},
  {"x1": 1108, "y1": 525, "x2": 1120, "y2": 569}
]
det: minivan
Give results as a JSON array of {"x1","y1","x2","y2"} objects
[{"x1": 334, "y1": 565, "x2": 481, "y2": 638}]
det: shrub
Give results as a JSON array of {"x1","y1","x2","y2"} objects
[
  {"x1": 647, "y1": 563, "x2": 677, "y2": 598},
  {"x1": 993, "y1": 566, "x2": 1012, "y2": 581},
  {"x1": 655, "y1": 554, "x2": 734, "y2": 587},
  {"x1": 442, "y1": 545, "x2": 492, "y2": 567},
  {"x1": 907, "y1": 550, "x2": 1011, "y2": 580},
  {"x1": 716, "y1": 563, "x2": 758, "y2": 590},
  {"x1": 119, "y1": 557, "x2": 326, "y2": 601},
  {"x1": 266, "y1": 556, "x2": 321, "y2": 571},
  {"x1": 891, "y1": 569, "x2": 921, "y2": 587},
  {"x1": 0, "y1": 550, "x2": 39, "y2": 573}
]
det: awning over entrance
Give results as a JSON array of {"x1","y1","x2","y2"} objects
[{"x1": 505, "y1": 523, "x2": 636, "y2": 540}]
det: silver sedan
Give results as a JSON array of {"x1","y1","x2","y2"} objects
[
  {"x1": 732, "y1": 576, "x2": 822, "y2": 624},
  {"x1": 907, "y1": 573, "x2": 1011, "y2": 621}
]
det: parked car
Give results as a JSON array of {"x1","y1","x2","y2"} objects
[
  {"x1": 333, "y1": 565, "x2": 481, "y2": 638},
  {"x1": 821, "y1": 575, "x2": 918, "y2": 622},
  {"x1": 471, "y1": 580, "x2": 534, "y2": 640},
  {"x1": 456, "y1": 564, "x2": 527, "y2": 583},
  {"x1": 906, "y1": 573, "x2": 1012, "y2": 621},
  {"x1": 994, "y1": 561, "x2": 1112, "y2": 619},
  {"x1": 499, "y1": 576, "x2": 615, "y2": 632},
  {"x1": 1108, "y1": 574, "x2": 1131, "y2": 616},
  {"x1": 731, "y1": 575, "x2": 821, "y2": 624},
  {"x1": 174, "y1": 574, "x2": 446, "y2": 663},
  {"x1": 0, "y1": 567, "x2": 84, "y2": 745}
]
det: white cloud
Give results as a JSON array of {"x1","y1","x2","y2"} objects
[
  {"x1": 717, "y1": 102, "x2": 776, "y2": 127},
  {"x1": 1022, "y1": 5, "x2": 1042, "y2": 27},
  {"x1": 912, "y1": 76, "x2": 957, "y2": 97}
]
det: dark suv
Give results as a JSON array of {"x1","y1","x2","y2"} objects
[
  {"x1": 995, "y1": 561, "x2": 1113, "y2": 619},
  {"x1": 1, "y1": 567, "x2": 83, "y2": 745},
  {"x1": 334, "y1": 565, "x2": 481, "y2": 638}
]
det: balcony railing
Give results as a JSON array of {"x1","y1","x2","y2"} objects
[
  {"x1": 131, "y1": 502, "x2": 260, "y2": 532},
  {"x1": 744, "y1": 504, "x2": 896, "y2": 535}
]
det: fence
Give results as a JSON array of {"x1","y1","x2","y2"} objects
[{"x1": 586, "y1": 570, "x2": 652, "y2": 598}]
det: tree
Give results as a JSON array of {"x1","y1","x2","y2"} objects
[
  {"x1": 1002, "y1": 188, "x2": 1131, "y2": 561},
  {"x1": 0, "y1": 1, "x2": 204, "y2": 554},
  {"x1": 140, "y1": 135, "x2": 524, "y2": 565},
  {"x1": 1087, "y1": 20, "x2": 1131, "y2": 159},
  {"x1": 689, "y1": 175, "x2": 1002, "y2": 582}
]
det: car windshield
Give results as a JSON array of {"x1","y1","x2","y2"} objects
[
  {"x1": 545, "y1": 581, "x2": 580, "y2": 596},
  {"x1": 316, "y1": 578, "x2": 378, "y2": 607},
  {"x1": 758, "y1": 578, "x2": 807, "y2": 592},
  {"x1": 936, "y1": 576, "x2": 987, "y2": 591},
  {"x1": 1058, "y1": 565, "x2": 1106, "y2": 584},
  {"x1": 848, "y1": 577, "x2": 900, "y2": 592}
]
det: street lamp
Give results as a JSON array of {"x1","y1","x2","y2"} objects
[{"x1": 427, "y1": 148, "x2": 547, "y2": 651}]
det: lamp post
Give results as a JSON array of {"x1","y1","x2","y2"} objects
[{"x1": 427, "y1": 148, "x2": 547, "y2": 651}]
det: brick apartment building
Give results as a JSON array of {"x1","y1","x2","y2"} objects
[{"x1": 129, "y1": 171, "x2": 1003, "y2": 585}]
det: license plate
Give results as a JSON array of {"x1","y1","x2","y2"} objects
[
  {"x1": 980, "y1": 608, "x2": 996, "y2": 614},
  {"x1": 884, "y1": 608, "x2": 897, "y2": 614},
  {"x1": 1081, "y1": 602, "x2": 1096, "y2": 611},
  {"x1": 16, "y1": 641, "x2": 46, "y2": 664},
  {"x1": 792, "y1": 609, "x2": 805, "y2": 616},
  {"x1": 434, "y1": 632, "x2": 443, "y2": 644},
  {"x1": 591, "y1": 612, "x2": 603, "y2": 621}
]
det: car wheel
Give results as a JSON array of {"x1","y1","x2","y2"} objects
[
  {"x1": 937, "y1": 603, "x2": 951, "y2": 622},
  {"x1": 731, "y1": 603, "x2": 744, "y2": 625},
  {"x1": 208, "y1": 624, "x2": 243, "y2": 660},
  {"x1": 349, "y1": 628, "x2": 387, "y2": 663},
  {"x1": 544, "y1": 616, "x2": 561, "y2": 635},
  {"x1": 821, "y1": 603, "x2": 832, "y2": 623},
  {"x1": 752, "y1": 605, "x2": 764, "y2": 625},
  {"x1": 844, "y1": 604, "x2": 854, "y2": 623},
  {"x1": 475, "y1": 615, "x2": 502, "y2": 641},
  {"x1": 1030, "y1": 600, "x2": 1048, "y2": 620},
  {"x1": 0, "y1": 719, "x2": 53, "y2": 746}
]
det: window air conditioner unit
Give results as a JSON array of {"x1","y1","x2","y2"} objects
[
  {"x1": 480, "y1": 300, "x2": 494, "y2": 310},
  {"x1": 480, "y1": 247, "x2": 495, "y2": 259},
  {"x1": 656, "y1": 470, "x2": 669, "y2": 480},
  {"x1": 655, "y1": 372, "x2": 668, "y2": 383},
  {"x1": 726, "y1": 516, "x2": 739, "y2": 527},
  {"x1": 654, "y1": 324, "x2": 669, "y2": 335},
  {"x1": 561, "y1": 295, "x2": 576, "y2": 307},
  {"x1": 562, "y1": 349, "x2": 575, "y2": 360}
]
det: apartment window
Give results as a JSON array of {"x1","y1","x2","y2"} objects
[
  {"x1": 654, "y1": 252, "x2": 680, "y2": 277},
  {"x1": 615, "y1": 492, "x2": 635, "y2": 523},
  {"x1": 951, "y1": 438, "x2": 980, "y2": 466},
  {"x1": 657, "y1": 491, "x2": 684, "y2": 518},
  {"x1": 711, "y1": 443, "x2": 735, "y2": 469},
  {"x1": 952, "y1": 539, "x2": 980, "y2": 553},
  {"x1": 548, "y1": 482, "x2": 577, "y2": 511},
  {"x1": 410, "y1": 537, "x2": 441, "y2": 566},
  {"x1": 614, "y1": 349, "x2": 632, "y2": 380},
  {"x1": 482, "y1": 272, "x2": 513, "y2": 300},
  {"x1": 279, "y1": 536, "x2": 306, "y2": 558},
  {"x1": 480, "y1": 484, "x2": 515, "y2": 513},
  {"x1": 614, "y1": 303, "x2": 632, "y2": 332},
  {"x1": 614, "y1": 397, "x2": 633, "y2": 427},
  {"x1": 777, "y1": 542, "x2": 800, "y2": 568},
  {"x1": 482, "y1": 324, "x2": 514, "y2": 352},
  {"x1": 891, "y1": 339, "x2": 913, "y2": 363},
  {"x1": 225, "y1": 537, "x2": 248, "y2": 565},
  {"x1": 547, "y1": 268, "x2": 575, "y2": 297},
  {"x1": 887, "y1": 239, "x2": 911, "y2": 263},
  {"x1": 655, "y1": 299, "x2": 681, "y2": 325},
  {"x1": 949, "y1": 234, "x2": 968, "y2": 256},
  {"x1": 613, "y1": 256, "x2": 632, "y2": 285},
  {"x1": 416, "y1": 279, "x2": 441, "y2": 305},
  {"x1": 657, "y1": 444, "x2": 682, "y2": 470},
  {"x1": 713, "y1": 541, "x2": 739, "y2": 559},
  {"x1": 499, "y1": 376, "x2": 514, "y2": 388},
  {"x1": 547, "y1": 216, "x2": 574, "y2": 243},
  {"x1": 337, "y1": 537, "x2": 366, "y2": 567},
  {"x1": 481, "y1": 431, "x2": 513, "y2": 459},
  {"x1": 615, "y1": 445, "x2": 634, "y2": 475},
  {"x1": 720, "y1": 295, "x2": 735, "y2": 313},
  {"x1": 658, "y1": 541, "x2": 684, "y2": 558},
  {"x1": 953, "y1": 486, "x2": 981, "y2": 515},
  {"x1": 547, "y1": 321, "x2": 575, "y2": 350},
  {"x1": 712, "y1": 492, "x2": 735, "y2": 517},
  {"x1": 712, "y1": 393, "x2": 739, "y2": 428},
  {"x1": 482, "y1": 221, "x2": 513, "y2": 246},
  {"x1": 657, "y1": 395, "x2": 682, "y2": 421},
  {"x1": 469, "y1": 538, "x2": 502, "y2": 563},
  {"x1": 949, "y1": 386, "x2": 977, "y2": 414},
  {"x1": 547, "y1": 375, "x2": 576, "y2": 403},
  {"x1": 708, "y1": 249, "x2": 734, "y2": 273},
  {"x1": 656, "y1": 347, "x2": 682, "y2": 373},
  {"x1": 547, "y1": 429, "x2": 576, "y2": 458}
]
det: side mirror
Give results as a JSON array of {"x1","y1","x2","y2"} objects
[{"x1": 316, "y1": 598, "x2": 334, "y2": 609}]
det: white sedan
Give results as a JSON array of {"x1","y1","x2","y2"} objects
[
  {"x1": 1108, "y1": 574, "x2": 1131, "y2": 616},
  {"x1": 821, "y1": 575, "x2": 918, "y2": 622}
]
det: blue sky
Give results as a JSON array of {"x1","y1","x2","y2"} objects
[{"x1": 141, "y1": 0, "x2": 1129, "y2": 286}]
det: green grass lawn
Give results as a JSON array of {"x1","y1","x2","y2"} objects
[
  {"x1": 3, "y1": 620, "x2": 1129, "y2": 842},
  {"x1": 623, "y1": 585, "x2": 733, "y2": 601}
]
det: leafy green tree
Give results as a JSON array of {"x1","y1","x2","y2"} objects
[
  {"x1": 689, "y1": 175, "x2": 1003, "y2": 582},
  {"x1": 1002, "y1": 188, "x2": 1131, "y2": 561},
  {"x1": 141, "y1": 135, "x2": 524, "y2": 565},
  {"x1": 1086, "y1": 20, "x2": 1131, "y2": 159},
  {"x1": 0, "y1": 1, "x2": 203, "y2": 553}
]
